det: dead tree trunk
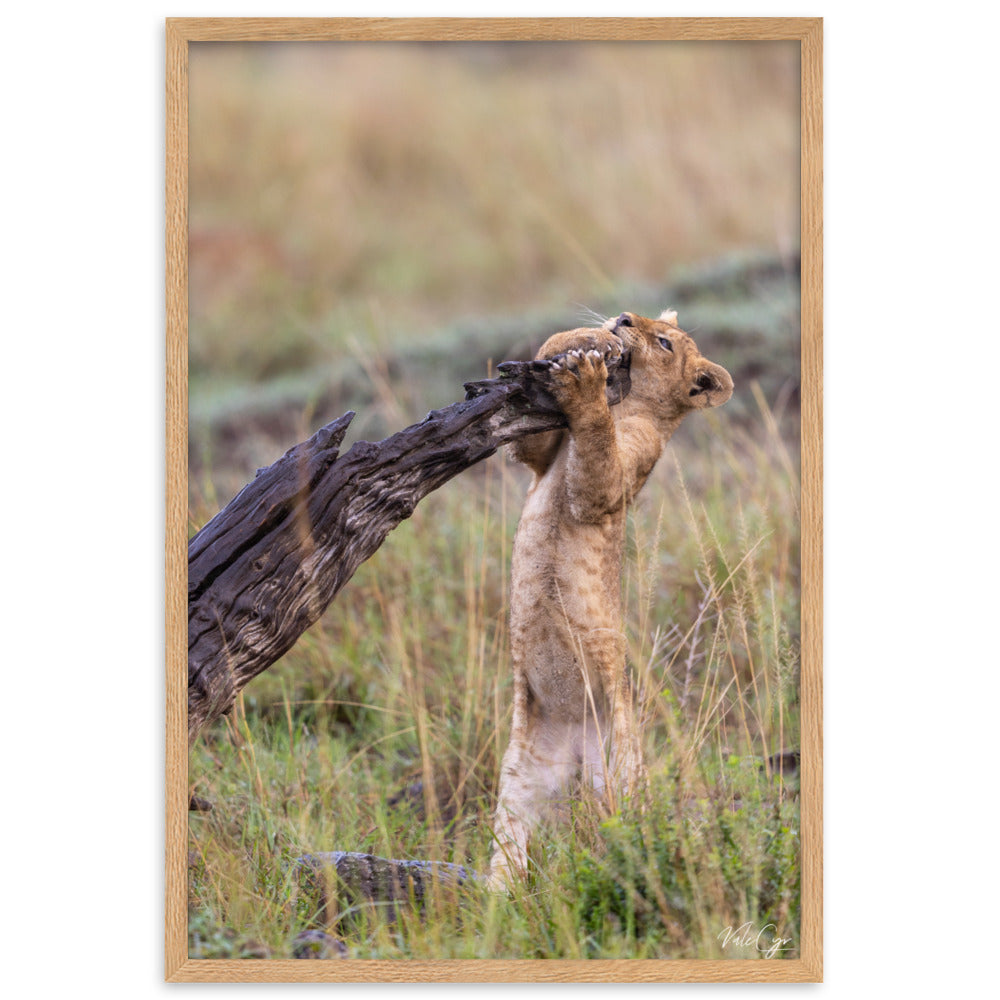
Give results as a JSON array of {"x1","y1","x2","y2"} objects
[
  {"x1": 294, "y1": 851, "x2": 479, "y2": 927},
  {"x1": 188, "y1": 351, "x2": 631, "y2": 743}
]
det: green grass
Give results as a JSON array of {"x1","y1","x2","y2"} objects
[
  {"x1": 186, "y1": 40, "x2": 801, "y2": 962},
  {"x1": 188, "y1": 391, "x2": 800, "y2": 960}
]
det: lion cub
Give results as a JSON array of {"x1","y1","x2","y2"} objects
[{"x1": 487, "y1": 310, "x2": 733, "y2": 889}]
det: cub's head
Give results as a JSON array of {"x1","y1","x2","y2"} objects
[{"x1": 604, "y1": 310, "x2": 733, "y2": 417}]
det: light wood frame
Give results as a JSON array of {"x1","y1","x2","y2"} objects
[{"x1": 166, "y1": 16, "x2": 822, "y2": 983}]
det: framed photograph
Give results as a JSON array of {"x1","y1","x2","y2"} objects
[{"x1": 167, "y1": 17, "x2": 822, "y2": 982}]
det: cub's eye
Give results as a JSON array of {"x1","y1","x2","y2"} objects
[{"x1": 657, "y1": 336, "x2": 673, "y2": 351}]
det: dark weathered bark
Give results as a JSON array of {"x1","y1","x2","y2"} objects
[
  {"x1": 295, "y1": 851, "x2": 479, "y2": 928},
  {"x1": 188, "y1": 351, "x2": 631, "y2": 742}
]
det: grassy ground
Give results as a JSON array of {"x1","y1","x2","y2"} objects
[
  {"x1": 187, "y1": 41, "x2": 801, "y2": 961},
  {"x1": 188, "y1": 373, "x2": 800, "y2": 960}
]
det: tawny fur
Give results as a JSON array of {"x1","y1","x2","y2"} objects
[{"x1": 487, "y1": 311, "x2": 733, "y2": 889}]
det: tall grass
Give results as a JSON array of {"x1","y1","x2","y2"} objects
[
  {"x1": 187, "y1": 39, "x2": 801, "y2": 962},
  {"x1": 188, "y1": 386, "x2": 799, "y2": 960}
]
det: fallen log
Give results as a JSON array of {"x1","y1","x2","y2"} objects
[
  {"x1": 295, "y1": 851, "x2": 479, "y2": 929},
  {"x1": 188, "y1": 349, "x2": 632, "y2": 743}
]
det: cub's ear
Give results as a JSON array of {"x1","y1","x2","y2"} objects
[{"x1": 658, "y1": 309, "x2": 678, "y2": 325}]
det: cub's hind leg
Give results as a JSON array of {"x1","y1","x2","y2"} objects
[
  {"x1": 578, "y1": 629, "x2": 647, "y2": 810},
  {"x1": 604, "y1": 674, "x2": 647, "y2": 807},
  {"x1": 486, "y1": 676, "x2": 579, "y2": 890}
]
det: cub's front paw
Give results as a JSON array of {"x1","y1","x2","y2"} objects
[
  {"x1": 536, "y1": 328, "x2": 624, "y2": 366},
  {"x1": 549, "y1": 348, "x2": 609, "y2": 417}
]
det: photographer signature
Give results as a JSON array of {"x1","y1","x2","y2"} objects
[{"x1": 718, "y1": 922, "x2": 793, "y2": 959}]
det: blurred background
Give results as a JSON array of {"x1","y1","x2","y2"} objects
[
  {"x1": 186, "y1": 40, "x2": 805, "y2": 958},
  {"x1": 188, "y1": 40, "x2": 801, "y2": 508}
]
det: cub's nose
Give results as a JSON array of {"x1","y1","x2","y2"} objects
[{"x1": 603, "y1": 312, "x2": 632, "y2": 333}]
